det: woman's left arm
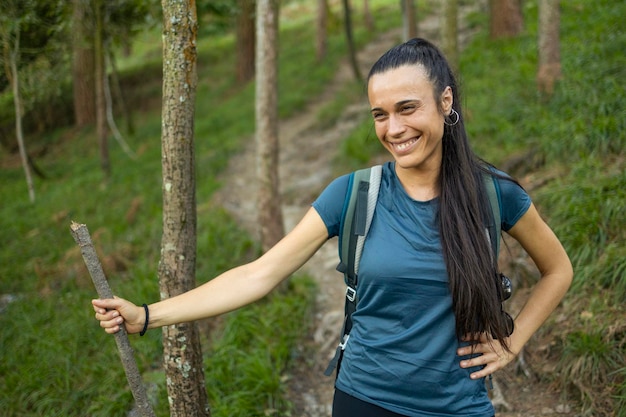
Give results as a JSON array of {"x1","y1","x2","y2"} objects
[
  {"x1": 504, "y1": 203, "x2": 573, "y2": 352},
  {"x1": 459, "y1": 203, "x2": 573, "y2": 378}
]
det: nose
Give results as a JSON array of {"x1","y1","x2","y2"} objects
[{"x1": 387, "y1": 114, "x2": 406, "y2": 138}]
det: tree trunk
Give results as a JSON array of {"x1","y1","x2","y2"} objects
[
  {"x1": 489, "y1": 0, "x2": 524, "y2": 39},
  {"x1": 8, "y1": 29, "x2": 35, "y2": 203},
  {"x1": 315, "y1": 0, "x2": 328, "y2": 61},
  {"x1": 236, "y1": 0, "x2": 256, "y2": 83},
  {"x1": 363, "y1": 0, "x2": 374, "y2": 32},
  {"x1": 402, "y1": 0, "x2": 417, "y2": 41},
  {"x1": 256, "y1": 0, "x2": 284, "y2": 252},
  {"x1": 537, "y1": 0, "x2": 561, "y2": 96},
  {"x1": 94, "y1": 0, "x2": 110, "y2": 178},
  {"x1": 108, "y1": 47, "x2": 135, "y2": 136},
  {"x1": 441, "y1": 0, "x2": 458, "y2": 72},
  {"x1": 104, "y1": 40, "x2": 136, "y2": 160},
  {"x1": 72, "y1": 0, "x2": 96, "y2": 127},
  {"x1": 159, "y1": 1, "x2": 210, "y2": 416},
  {"x1": 342, "y1": 0, "x2": 362, "y2": 82}
]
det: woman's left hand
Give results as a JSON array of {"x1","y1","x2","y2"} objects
[{"x1": 457, "y1": 333, "x2": 517, "y2": 380}]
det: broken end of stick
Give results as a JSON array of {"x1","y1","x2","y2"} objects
[{"x1": 70, "y1": 220, "x2": 85, "y2": 231}]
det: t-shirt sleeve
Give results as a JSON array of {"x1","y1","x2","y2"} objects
[
  {"x1": 312, "y1": 173, "x2": 351, "y2": 238},
  {"x1": 496, "y1": 174, "x2": 532, "y2": 231}
]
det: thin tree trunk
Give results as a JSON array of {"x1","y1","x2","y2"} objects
[
  {"x1": 363, "y1": 0, "x2": 374, "y2": 32},
  {"x1": 72, "y1": 0, "x2": 96, "y2": 127},
  {"x1": 441, "y1": 0, "x2": 458, "y2": 72},
  {"x1": 236, "y1": 0, "x2": 256, "y2": 83},
  {"x1": 9, "y1": 29, "x2": 35, "y2": 203},
  {"x1": 256, "y1": 0, "x2": 284, "y2": 252},
  {"x1": 489, "y1": 0, "x2": 524, "y2": 39},
  {"x1": 537, "y1": 0, "x2": 561, "y2": 96},
  {"x1": 402, "y1": 0, "x2": 417, "y2": 41},
  {"x1": 159, "y1": 1, "x2": 210, "y2": 416},
  {"x1": 108, "y1": 47, "x2": 134, "y2": 136},
  {"x1": 94, "y1": 0, "x2": 110, "y2": 178},
  {"x1": 342, "y1": 0, "x2": 362, "y2": 82},
  {"x1": 104, "y1": 40, "x2": 136, "y2": 159},
  {"x1": 315, "y1": 0, "x2": 328, "y2": 61}
]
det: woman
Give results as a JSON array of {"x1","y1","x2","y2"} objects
[{"x1": 93, "y1": 38, "x2": 572, "y2": 417}]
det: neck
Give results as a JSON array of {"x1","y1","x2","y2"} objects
[{"x1": 394, "y1": 162, "x2": 440, "y2": 201}]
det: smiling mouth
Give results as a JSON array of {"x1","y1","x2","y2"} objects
[{"x1": 389, "y1": 137, "x2": 419, "y2": 152}]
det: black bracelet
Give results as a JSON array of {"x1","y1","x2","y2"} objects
[{"x1": 139, "y1": 303, "x2": 149, "y2": 336}]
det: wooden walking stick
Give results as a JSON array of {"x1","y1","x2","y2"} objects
[{"x1": 70, "y1": 221, "x2": 156, "y2": 417}]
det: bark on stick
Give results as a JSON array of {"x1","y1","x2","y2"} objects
[{"x1": 70, "y1": 221, "x2": 156, "y2": 417}]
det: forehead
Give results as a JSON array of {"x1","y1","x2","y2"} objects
[{"x1": 368, "y1": 65, "x2": 435, "y2": 105}]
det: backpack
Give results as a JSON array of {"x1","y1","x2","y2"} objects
[{"x1": 324, "y1": 164, "x2": 503, "y2": 377}]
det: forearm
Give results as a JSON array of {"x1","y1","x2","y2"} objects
[
  {"x1": 96, "y1": 207, "x2": 329, "y2": 334},
  {"x1": 146, "y1": 261, "x2": 278, "y2": 329},
  {"x1": 509, "y1": 269, "x2": 572, "y2": 354},
  {"x1": 505, "y1": 203, "x2": 574, "y2": 354}
]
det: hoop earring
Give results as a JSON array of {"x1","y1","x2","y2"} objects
[{"x1": 444, "y1": 108, "x2": 460, "y2": 126}]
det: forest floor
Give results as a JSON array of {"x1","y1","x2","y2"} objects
[{"x1": 210, "y1": 7, "x2": 580, "y2": 417}]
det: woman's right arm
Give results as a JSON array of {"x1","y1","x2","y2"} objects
[{"x1": 93, "y1": 207, "x2": 330, "y2": 334}]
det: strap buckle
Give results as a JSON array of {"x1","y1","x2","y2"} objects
[
  {"x1": 346, "y1": 286, "x2": 356, "y2": 302},
  {"x1": 339, "y1": 334, "x2": 350, "y2": 350},
  {"x1": 324, "y1": 334, "x2": 351, "y2": 376}
]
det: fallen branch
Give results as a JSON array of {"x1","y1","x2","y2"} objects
[{"x1": 70, "y1": 221, "x2": 155, "y2": 417}]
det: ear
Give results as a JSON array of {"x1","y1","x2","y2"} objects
[{"x1": 441, "y1": 86, "x2": 454, "y2": 115}]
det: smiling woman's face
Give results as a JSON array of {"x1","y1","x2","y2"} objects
[{"x1": 368, "y1": 64, "x2": 453, "y2": 174}]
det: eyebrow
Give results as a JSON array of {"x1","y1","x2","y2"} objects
[{"x1": 370, "y1": 99, "x2": 422, "y2": 114}]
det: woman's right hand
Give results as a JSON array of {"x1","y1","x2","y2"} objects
[{"x1": 92, "y1": 297, "x2": 146, "y2": 335}]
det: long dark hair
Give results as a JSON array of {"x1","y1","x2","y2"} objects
[{"x1": 368, "y1": 38, "x2": 512, "y2": 348}]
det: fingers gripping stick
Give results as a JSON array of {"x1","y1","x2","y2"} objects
[{"x1": 70, "y1": 221, "x2": 156, "y2": 417}]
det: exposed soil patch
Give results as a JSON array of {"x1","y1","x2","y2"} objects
[{"x1": 211, "y1": 9, "x2": 579, "y2": 417}]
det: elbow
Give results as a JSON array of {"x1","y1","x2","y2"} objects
[
  {"x1": 554, "y1": 256, "x2": 574, "y2": 297},
  {"x1": 564, "y1": 261, "x2": 574, "y2": 291},
  {"x1": 243, "y1": 261, "x2": 286, "y2": 298},
  {"x1": 554, "y1": 242, "x2": 574, "y2": 292},
  {"x1": 540, "y1": 253, "x2": 574, "y2": 299}
]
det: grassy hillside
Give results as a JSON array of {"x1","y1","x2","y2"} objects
[{"x1": 0, "y1": 0, "x2": 623, "y2": 416}]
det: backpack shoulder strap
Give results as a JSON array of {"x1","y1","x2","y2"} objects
[
  {"x1": 482, "y1": 169, "x2": 502, "y2": 260},
  {"x1": 325, "y1": 165, "x2": 382, "y2": 377},
  {"x1": 337, "y1": 165, "x2": 383, "y2": 278}
]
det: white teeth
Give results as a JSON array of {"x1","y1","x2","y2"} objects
[{"x1": 392, "y1": 138, "x2": 418, "y2": 151}]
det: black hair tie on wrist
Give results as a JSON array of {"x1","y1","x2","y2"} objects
[{"x1": 139, "y1": 303, "x2": 149, "y2": 336}]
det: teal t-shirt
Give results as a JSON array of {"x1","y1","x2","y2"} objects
[{"x1": 312, "y1": 162, "x2": 531, "y2": 417}]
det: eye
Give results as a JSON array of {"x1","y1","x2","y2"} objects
[
  {"x1": 372, "y1": 111, "x2": 387, "y2": 121},
  {"x1": 399, "y1": 104, "x2": 416, "y2": 114}
]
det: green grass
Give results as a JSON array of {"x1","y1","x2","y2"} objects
[{"x1": 204, "y1": 277, "x2": 316, "y2": 417}]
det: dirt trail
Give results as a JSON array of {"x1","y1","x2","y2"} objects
[{"x1": 211, "y1": 9, "x2": 577, "y2": 417}]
